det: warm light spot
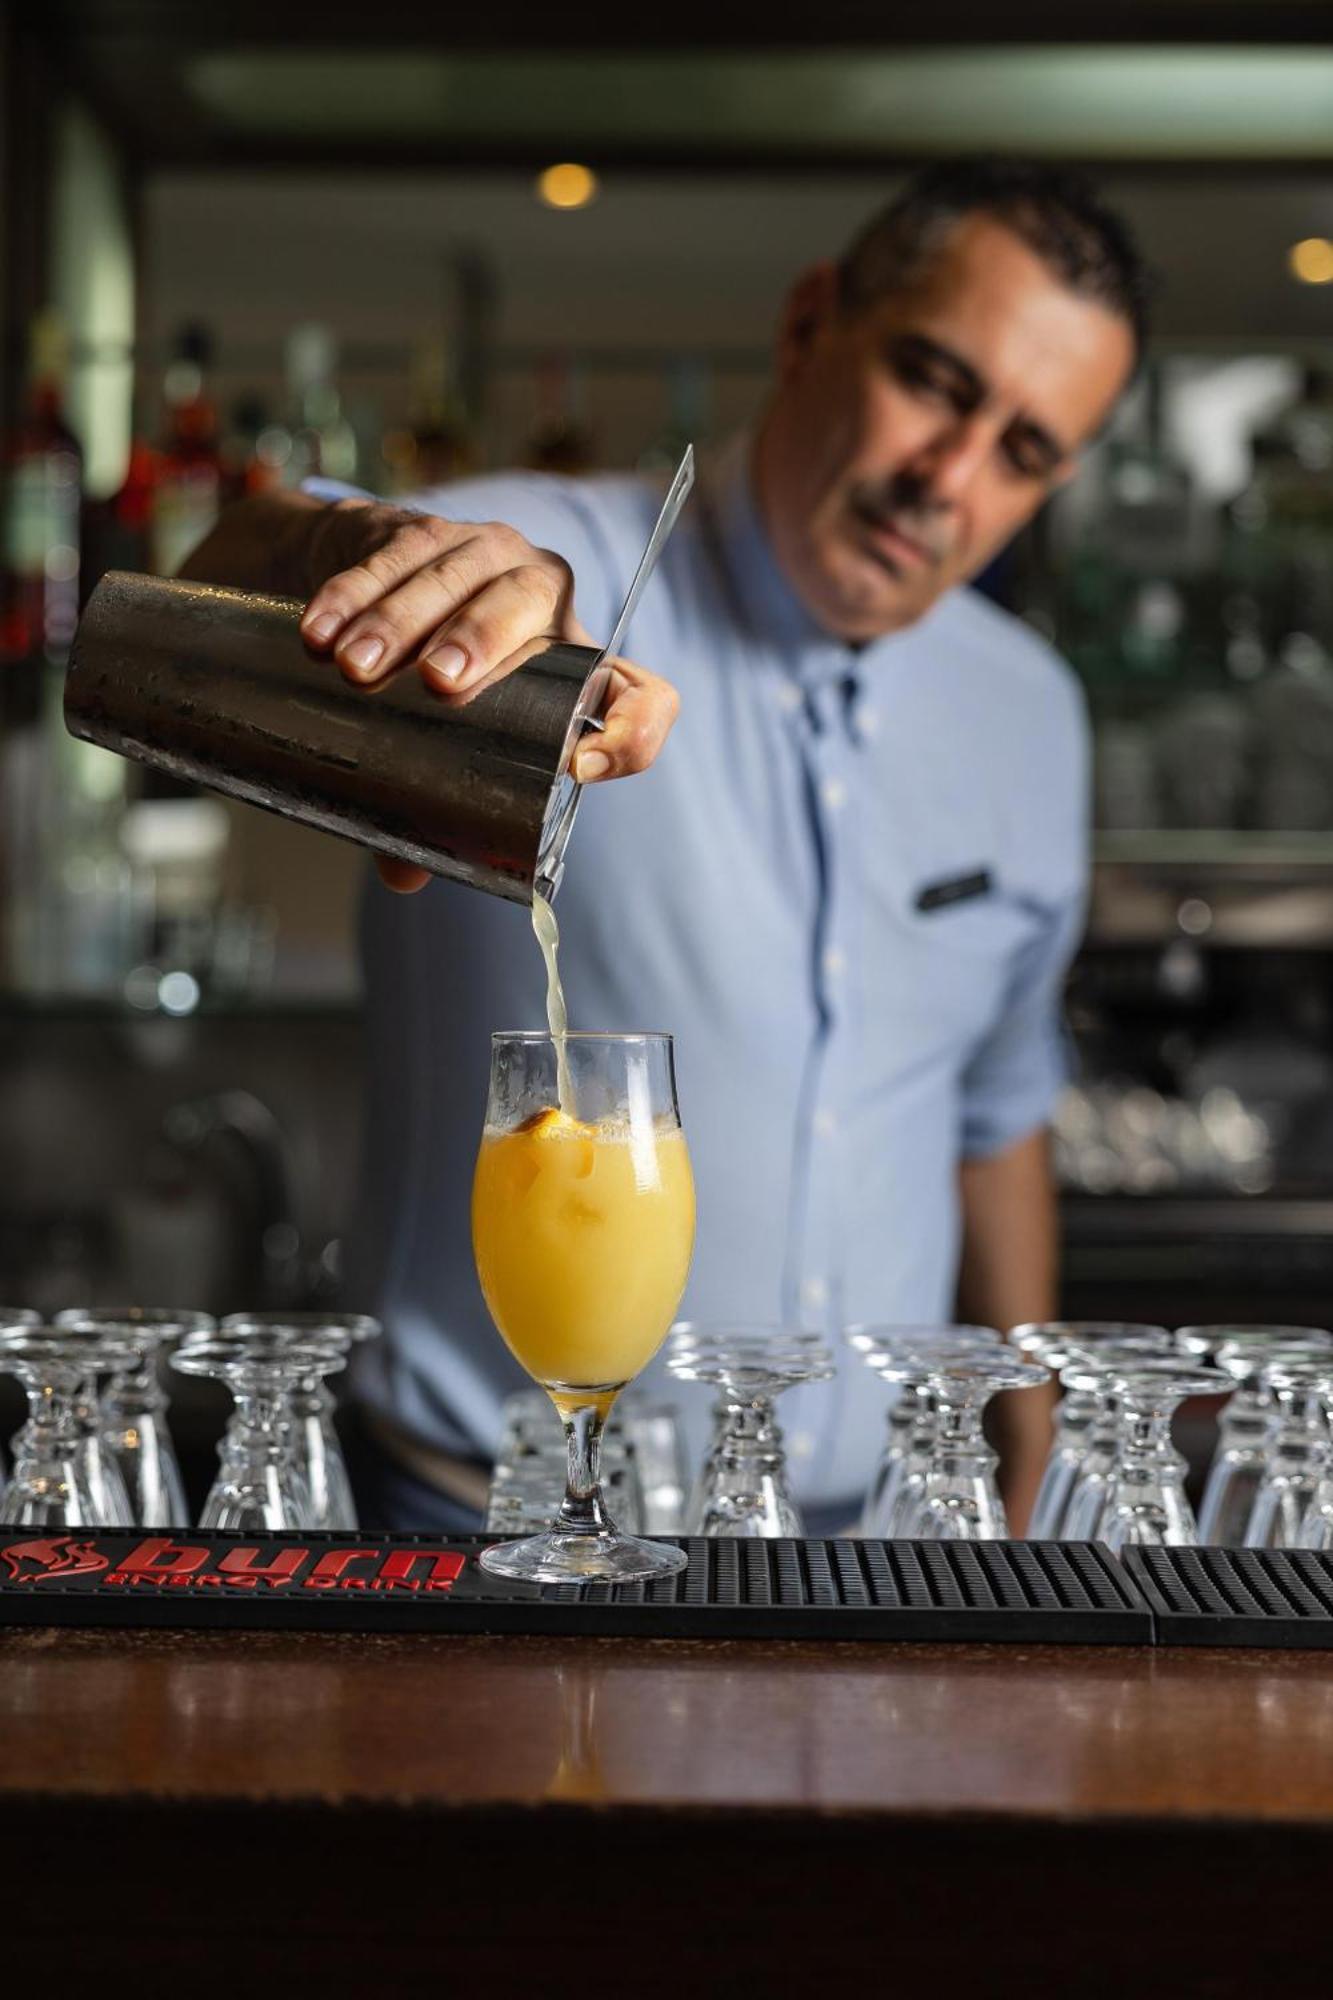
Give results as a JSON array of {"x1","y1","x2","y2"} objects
[
  {"x1": 1289, "y1": 237, "x2": 1333, "y2": 285},
  {"x1": 537, "y1": 163, "x2": 598, "y2": 211}
]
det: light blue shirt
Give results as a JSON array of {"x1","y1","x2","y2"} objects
[{"x1": 313, "y1": 435, "x2": 1089, "y2": 1514}]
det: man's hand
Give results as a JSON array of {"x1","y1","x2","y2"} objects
[{"x1": 180, "y1": 490, "x2": 681, "y2": 896}]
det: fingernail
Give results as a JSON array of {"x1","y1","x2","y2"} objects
[
  {"x1": 342, "y1": 635, "x2": 384, "y2": 676},
  {"x1": 303, "y1": 612, "x2": 341, "y2": 645},
  {"x1": 575, "y1": 749, "x2": 611, "y2": 782},
  {"x1": 422, "y1": 643, "x2": 468, "y2": 685}
]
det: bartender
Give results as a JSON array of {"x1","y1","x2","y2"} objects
[{"x1": 185, "y1": 156, "x2": 1145, "y2": 1533}]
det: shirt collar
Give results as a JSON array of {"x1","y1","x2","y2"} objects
[{"x1": 706, "y1": 431, "x2": 864, "y2": 699}]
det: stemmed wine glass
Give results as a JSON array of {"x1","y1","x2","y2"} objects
[
  {"x1": 846, "y1": 1325, "x2": 1001, "y2": 1538},
  {"x1": 1013, "y1": 1324, "x2": 1171, "y2": 1540},
  {"x1": 1178, "y1": 1327, "x2": 1333, "y2": 1547},
  {"x1": 0, "y1": 1323, "x2": 136, "y2": 1526},
  {"x1": 220, "y1": 1312, "x2": 382, "y2": 1529},
  {"x1": 1086, "y1": 1359, "x2": 1230, "y2": 1551},
  {"x1": 864, "y1": 1340, "x2": 1047, "y2": 1540},
  {"x1": 472, "y1": 1030, "x2": 695, "y2": 1585},
  {"x1": 667, "y1": 1326, "x2": 834, "y2": 1537},
  {"x1": 55, "y1": 1307, "x2": 213, "y2": 1527},
  {"x1": 172, "y1": 1331, "x2": 344, "y2": 1531},
  {"x1": 1242, "y1": 1355, "x2": 1333, "y2": 1549}
]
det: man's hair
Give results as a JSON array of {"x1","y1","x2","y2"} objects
[{"x1": 838, "y1": 157, "x2": 1151, "y2": 359}]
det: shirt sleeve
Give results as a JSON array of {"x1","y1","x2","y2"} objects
[
  {"x1": 958, "y1": 887, "x2": 1086, "y2": 1160},
  {"x1": 299, "y1": 472, "x2": 622, "y2": 644}
]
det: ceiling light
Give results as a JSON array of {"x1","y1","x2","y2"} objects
[
  {"x1": 537, "y1": 163, "x2": 598, "y2": 210},
  {"x1": 1289, "y1": 237, "x2": 1333, "y2": 285}
]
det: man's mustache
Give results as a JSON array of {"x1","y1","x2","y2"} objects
[{"x1": 849, "y1": 481, "x2": 956, "y2": 565}]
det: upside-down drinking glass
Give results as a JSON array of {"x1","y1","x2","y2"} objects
[
  {"x1": 172, "y1": 1332, "x2": 344, "y2": 1531},
  {"x1": 845, "y1": 1325, "x2": 1001, "y2": 1538},
  {"x1": 0, "y1": 1324, "x2": 133, "y2": 1526},
  {"x1": 56, "y1": 1307, "x2": 214, "y2": 1528},
  {"x1": 667, "y1": 1326, "x2": 834, "y2": 1537},
  {"x1": 472, "y1": 1031, "x2": 695, "y2": 1585},
  {"x1": 1243, "y1": 1356, "x2": 1333, "y2": 1550},
  {"x1": 1082, "y1": 1360, "x2": 1230, "y2": 1552},
  {"x1": 868, "y1": 1345, "x2": 1048, "y2": 1540},
  {"x1": 1178, "y1": 1327, "x2": 1333, "y2": 1547},
  {"x1": 1013, "y1": 1324, "x2": 1171, "y2": 1540},
  {"x1": 220, "y1": 1312, "x2": 382, "y2": 1529}
]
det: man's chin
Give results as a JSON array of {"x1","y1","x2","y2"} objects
[{"x1": 813, "y1": 549, "x2": 932, "y2": 642}]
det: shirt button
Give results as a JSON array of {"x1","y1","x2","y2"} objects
[
  {"x1": 776, "y1": 685, "x2": 802, "y2": 715},
  {"x1": 821, "y1": 778, "x2": 846, "y2": 811},
  {"x1": 813, "y1": 1110, "x2": 838, "y2": 1139},
  {"x1": 859, "y1": 710, "x2": 880, "y2": 741},
  {"x1": 823, "y1": 947, "x2": 846, "y2": 979},
  {"x1": 801, "y1": 1278, "x2": 828, "y2": 1310},
  {"x1": 790, "y1": 1430, "x2": 816, "y2": 1460}
]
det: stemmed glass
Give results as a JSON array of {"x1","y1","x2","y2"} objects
[
  {"x1": 846, "y1": 1325, "x2": 1001, "y2": 1538},
  {"x1": 55, "y1": 1307, "x2": 214, "y2": 1527},
  {"x1": 472, "y1": 1031, "x2": 695, "y2": 1585},
  {"x1": 1242, "y1": 1356, "x2": 1333, "y2": 1550},
  {"x1": 0, "y1": 1323, "x2": 135, "y2": 1526},
  {"x1": 1013, "y1": 1324, "x2": 1171, "y2": 1540},
  {"x1": 667, "y1": 1326, "x2": 834, "y2": 1537},
  {"x1": 866, "y1": 1344, "x2": 1047, "y2": 1540},
  {"x1": 220, "y1": 1312, "x2": 381, "y2": 1530},
  {"x1": 1177, "y1": 1327, "x2": 1333, "y2": 1547},
  {"x1": 0, "y1": 1308, "x2": 40, "y2": 1496},
  {"x1": 1080, "y1": 1360, "x2": 1230, "y2": 1552},
  {"x1": 172, "y1": 1331, "x2": 344, "y2": 1531}
]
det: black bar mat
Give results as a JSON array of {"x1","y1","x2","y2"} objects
[
  {"x1": 0, "y1": 1530, "x2": 1150, "y2": 1643},
  {"x1": 1123, "y1": 1545, "x2": 1333, "y2": 1649}
]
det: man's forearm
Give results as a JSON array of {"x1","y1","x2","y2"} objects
[
  {"x1": 178, "y1": 490, "x2": 329, "y2": 597},
  {"x1": 956, "y1": 1126, "x2": 1060, "y2": 1534}
]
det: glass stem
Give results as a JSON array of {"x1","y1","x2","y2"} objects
[{"x1": 556, "y1": 1401, "x2": 615, "y2": 1538}]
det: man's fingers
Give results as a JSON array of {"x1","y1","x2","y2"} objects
[
  {"x1": 375, "y1": 857, "x2": 432, "y2": 894},
  {"x1": 328, "y1": 539, "x2": 492, "y2": 685},
  {"x1": 300, "y1": 504, "x2": 452, "y2": 650},
  {"x1": 572, "y1": 658, "x2": 680, "y2": 783},
  {"x1": 415, "y1": 564, "x2": 570, "y2": 697}
]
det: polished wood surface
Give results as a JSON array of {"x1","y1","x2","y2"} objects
[
  {"x1": 3, "y1": 1625, "x2": 1333, "y2": 1818},
  {"x1": 6, "y1": 1628, "x2": 1333, "y2": 1994}
]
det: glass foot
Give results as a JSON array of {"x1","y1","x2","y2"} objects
[{"x1": 479, "y1": 1526, "x2": 688, "y2": 1586}]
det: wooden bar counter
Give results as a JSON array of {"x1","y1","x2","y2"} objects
[{"x1": 3, "y1": 1624, "x2": 1332, "y2": 1992}]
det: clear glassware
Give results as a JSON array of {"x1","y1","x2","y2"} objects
[
  {"x1": 1178, "y1": 1327, "x2": 1333, "y2": 1546},
  {"x1": 0, "y1": 1308, "x2": 41, "y2": 1496},
  {"x1": 1058, "y1": 1340, "x2": 1187, "y2": 1543},
  {"x1": 219, "y1": 1313, "x2": 381, "y2": 1530},
  {"x1": 869, "y1": 1347, "x2": 1047, "y2": 1540},
  {"x1": 845, "y1": 1325, "x2": 1001, "y2": 1538},
  {"x1": 57, "y1": 1323, "x2": 141, "y2": 1527},
  {"x1": 172, "y1": 1333, "x2": 343, "y2": 1531},
  {"x1": 0, "y1": 1324, "x2": 135, "y2": 1527},
  {"x1": 1012, "y1": 1323, "x2": 1171, "y2": 1540},
  {"x1": 1082, "y1": 1360, "x2": 1230, "y2": 1552},
  {"x1": 472, "y1": 1030, "x2": 695, "y2": 1585},
  {"x1": 668, "y1": 1326, "x2": 834, "y2": 1537},
  {"x1": 1243, "y1": 1356, "x2": 1333, "y2": 1550},
  {"x1": 55, "y1": 1307, "x2": 214, "y2": 1528}
]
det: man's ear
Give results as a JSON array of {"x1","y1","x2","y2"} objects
[{"x1": 775, "y1": 261, "x2": 842, "y2": 382}]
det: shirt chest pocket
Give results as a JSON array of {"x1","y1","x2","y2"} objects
[{"x1": 871, "y1": 864, "x2": 1050, "y2": 1050}]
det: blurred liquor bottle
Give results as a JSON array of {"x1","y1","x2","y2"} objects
[
  {"x1": 638, "y1": 356, "x2": 710, "y2": 476},
  {"x1": 284, "y1": 323, "x2": 358, "y2": 488},
  {"x1": 381, "y1": 334, "x2": 477, "y2": 494},
  {"x1": 223, "y1": 395, "x2": 291, "y2": 499},
  {"x1": 522, "y1": 351, "x2": 596, "y2": 475},
  {"x1": 150, "y1": 322, "x2": 225, "y2": 578},
  {"x1": 0, "y1": 309, "x2": 83, "y2": 723}
]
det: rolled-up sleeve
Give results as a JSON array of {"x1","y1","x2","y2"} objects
[{"x1": 958, "y1": 888, "x2": 1087, "y2": 1159}]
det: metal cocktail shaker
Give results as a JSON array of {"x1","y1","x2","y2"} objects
[{"x1": 63, "y1": 570, "x2": 608, "y2": 904}]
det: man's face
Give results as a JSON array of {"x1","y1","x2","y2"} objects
[{"x1": 755, "y1": 214, "x2": 1137, "y2": 642}]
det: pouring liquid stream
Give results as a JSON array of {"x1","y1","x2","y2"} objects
[{"x1": 532, "y1": 888, "x2": 576, "y2": 1116}]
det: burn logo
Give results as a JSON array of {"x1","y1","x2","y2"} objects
[
  {"x1": 0, "y1": 1535, "x2": 468, "y2": 1595},
  {"x1": 1, "y1": 1537, "x2": 111, "y2": 1582}
]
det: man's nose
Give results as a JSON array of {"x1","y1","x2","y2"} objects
[{"x1": 905, "y1": 413, "x2": 994, "y2": 507}]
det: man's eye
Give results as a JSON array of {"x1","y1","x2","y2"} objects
[
  {"x1": 893, "y1": 355, "x2": 953, "y2": 399},
  {"x1": 1002, "y1": 436, "x2": 1052, "y2": 480}
]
